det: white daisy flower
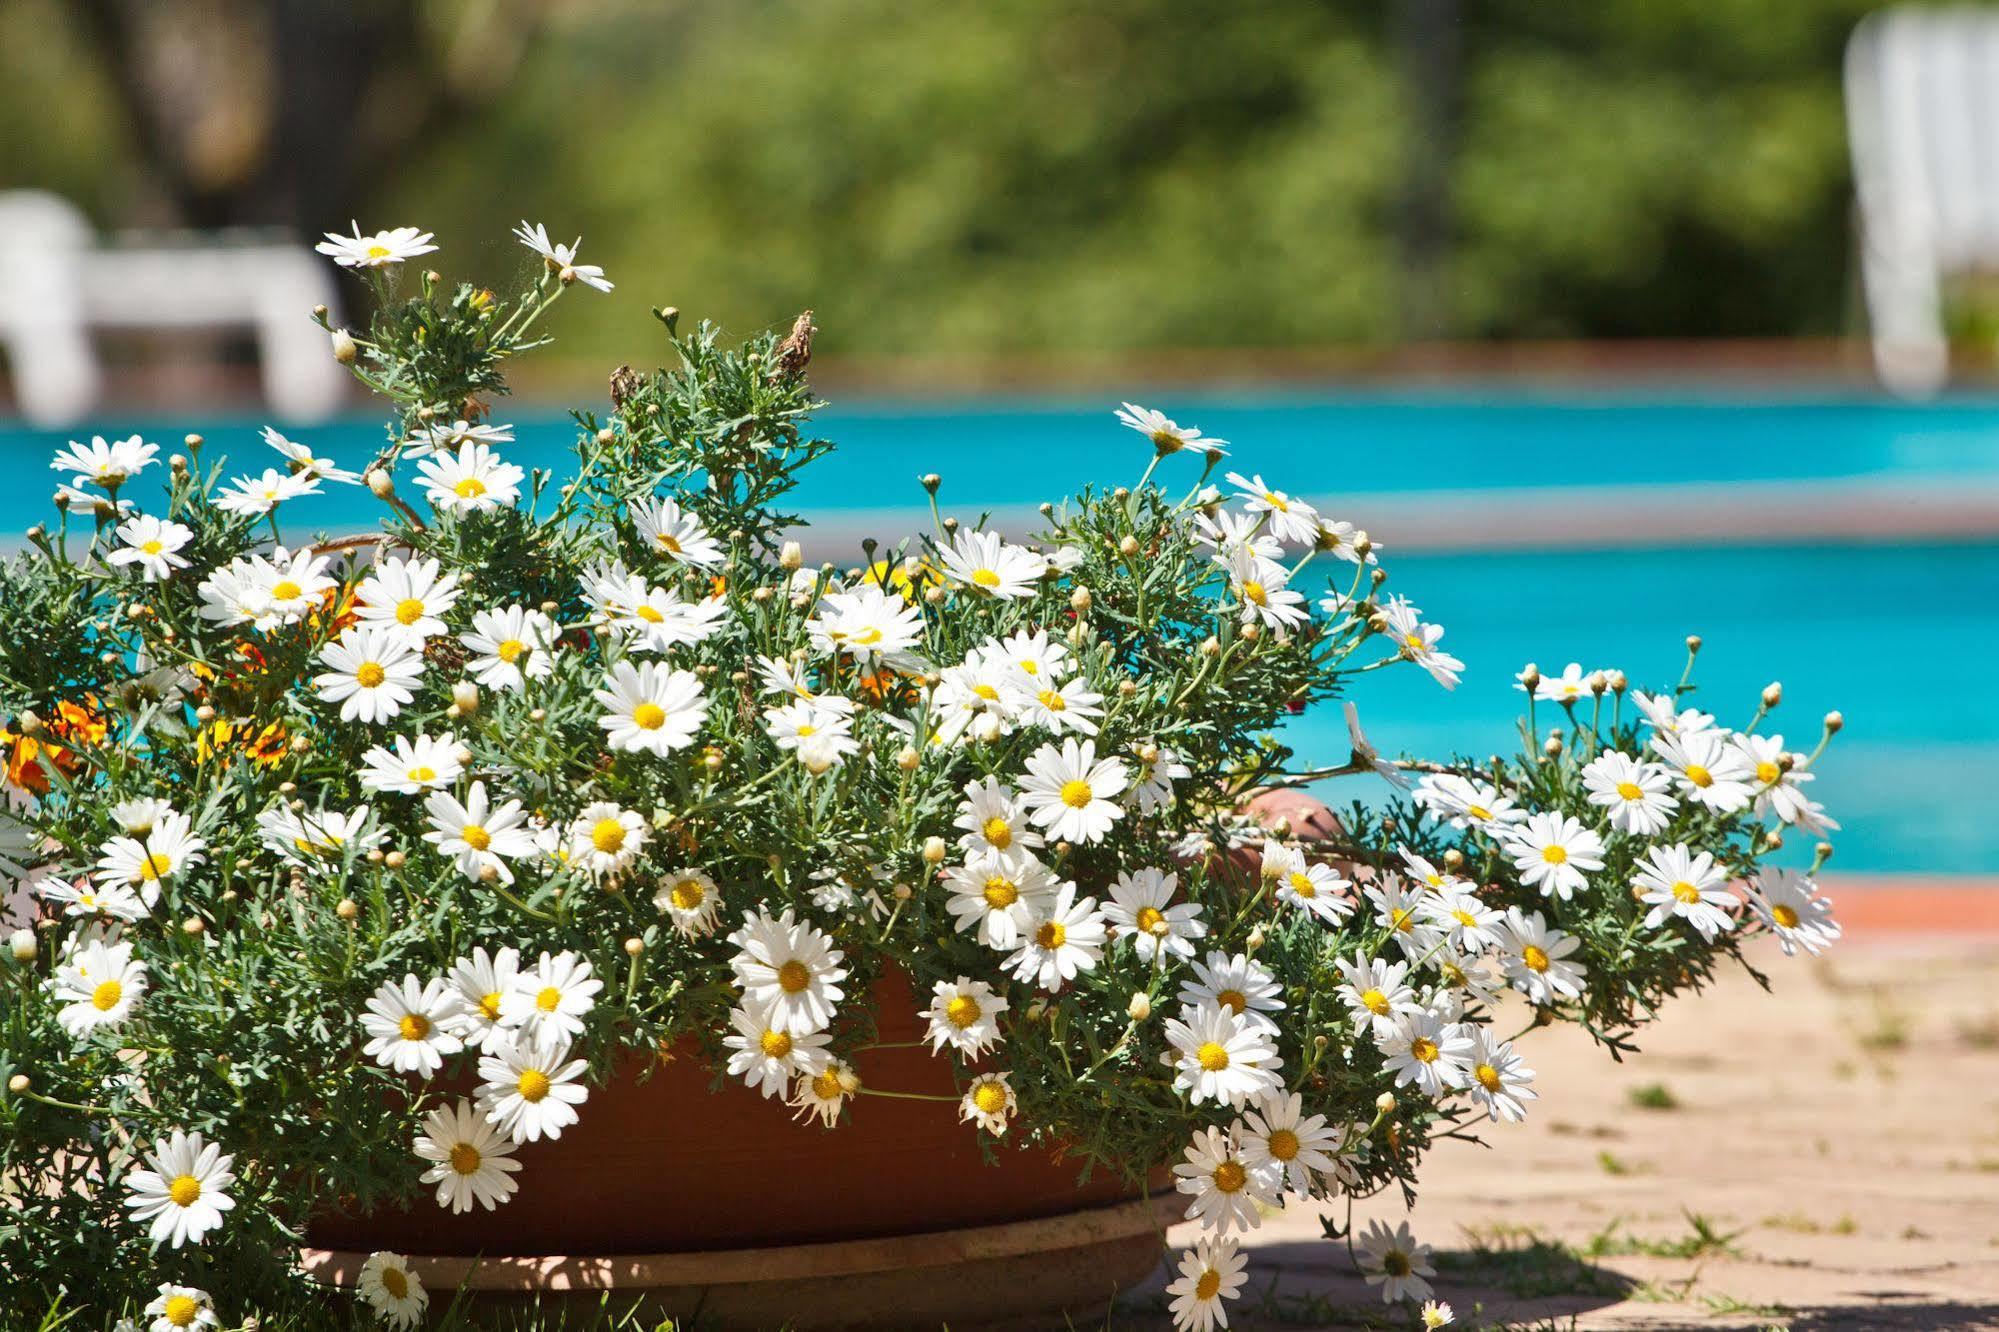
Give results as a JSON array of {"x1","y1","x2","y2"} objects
[
  {"x1": 1126, "y1": 743, "x2": 1192, "y2": 813},
  {"x1": 124, "y1": 1129, "x2": 236, "y2": 1248},
  {"x1": 1178, "y1": 951, "x2": 1284, "y2": 1035},
  {"x1": 1367, "y1": 875, "x2": 1438, "y2": 958},
  {"x1": 1380, "y1": 596, "x2": 1462, "y2": 690},
  {"x1": 460, "y1": 605, "x2": 560, "y2": 691},
  {"x1": 1632, "y1": 689, "x2": 1715, "y2": 736},
  {"x1": 55, "y1": 484, "x2": 132, "y2": 518},
  {"x1": 314, "y1": 626, "x2": 424, "y2": 725},
  {"x1": 1463, "y1": 1028, "x2": 1537, "y2": 1123},
  {"x1": 262, "y1": 425, "x2": 360, "y2": 484},
  {"x1": 1411, "y1": 772, "x2": 1524, "y2": 832},
  {"x1": 1379, "y1": 1009, "x2": 1473, "y2": 1097},
  {"x1": 996, "y1": 628, "x2": 1072, "y2": 683},
  {"x1": 1356, "y1": 1218, "x2": 1436, "y2": 1304},
  {"x1": 942, "y1": 852, "x2": 1059, "y2": 949},
  {"x1": 1653, "y1": 727, "x2": 1758, "y2": 813},
  {"x1": 925, "y1": 976, "x2": 1009, "y2": 1056},
  {"x1": 1237, "y1": 1090, "x2": 1342, "y2": 1195},
  {"x1": 1342, "y1": 701, "x2": 1411, "y2": 790},
  {"x1": 1225, "y1": 471, "x2": 1321, "y2": 545},
  {"x1": 92, "y1": 809, "x2": 204, "y2": 907},
  {"x1": 1173, "y1": 1125, "x2": 1280, "y2": 1235},
  {"x1": 729, "y1": 908, "x2": 848, "y2": 1035},
  {"x1": 952, "y1": 776, "x2": 1045, "y2": 860},
  {"x1": 500, "y1": 950, "x2": 603, "y2": 1043},
  {"x1": 1116, "y1": 402, "x2": 1228, "y2": 457},
  {"x1": 566, "y1": 801, "x2": 647, "y2": 879},
  {"x1": 1192, "y1": 508, "x2": 1281, "y2": 564},
  {"x1": 1316, "y1": 518, "x2": 1378, "y2": 565},
  {"x1": 1015, "y1": 673, "x2": 1106, "y2": 739},
  {"x1": 764, "y1": 699, "x2": 858, "y2": 761},
  {"x1": 1425, "y1": 884, "x2": 1505, "y2": 953},
  {"x1": 806, "y1": 583, "x2": 927, "y2": 666},
  {"x1": 1581, "y1": 749, "x2": 1677, "y2": 835},
  {"x1": 1736, "y1": 732, "x2": 1829, "y2": 828},
  {"x1": 415, "y1": 441, "x2": 524, "y2": 513},
  {"x1": 1335, "y1": 951, "x2": 1421, "y2": 1035},
  {"x1": 1432, "y1": 946, "x2": 1503, "y2": 1009},
  {"x1": 1268, "y1": 848, "x2": 1354, "y2": 926},
  {"x1": 790, "y1": 1058, "x2": 859, "y2": 1127},
  {"x1": 1165, "y1": 1003, "x2": 1283, "y2": 1108},
  {"x1": 1528, "y1": 662, "x2": 1598, "y2": 704},
  {"x1": 595, "y1": 660, "x2": 708, "y2": 757},
  {"x1": 51, "y1": 433, "x2": 158, "y2": 488},
  {"x1": 476, "y1": 1030, "x2": 590, "y2": 1143},
  {"x1": 654, "y1": 867, "x2": 723, "y2": 937},
  {"x1": 403, "y1": 417, "x2": 515, "y2": 460},
  {"x1": 1749, "y1": 868, "x2": 1841, "y2": 955},
  {"x1": 440, "y1": 946, "x2": 520, "y2": 1054},
  {"x1": 594, "y1": 577, "x2": 729, "y2": 655},
  {"x1": 109, "y1": 798, "x2": 174, "y2": 836},
  {"x1": 257, "y1": 804, "x2": 381, "y2": 869},
  {"x1": 937, "y1": 528, "x2": 1044, "y2": 599},
  {"x1": 355, "y1": 554, "x2": 462, "y2": 644},
  {"x1": 39, "y1": 875, "x2": 149, "y2": 923},
  {"x1": 627, "y1": 494, "x2": 722, "y2": 566},
  {"x1": 360, "y1": 974, "x2": 464, "y2": 1076},
  {"x1": 513, "y1": 219, "x2": 613, "y2": 291},
  {"x1": 1422, "y1": 1299, "x2": 1456, "y2": 1329},
  {"x1": 1503, "y1": 811, "x2": 1606, "y2": 901},
  {"x1": 316, "y1": 222, "x2": 438, "y2": 268},
  {"x1": 357, "y1": 1250, "x2": 428, "y2": 1328},
  {"x1": 143, "y1": 1284, "x2": 221, "y2": 1332},
  {"x1": 959, "y1": 1070, "x2": 1018, "y2": 1134},
  {"x1": 215, "y1": 466, "x2": 322, "y2": 517},
  {"x1": 1017, "y1": 737, "x2": 1128, "y2": 845},
  {"x1": 1104, "y1": 867, "x2": 1206, "y2": 962},
  {"x1": 409, "y1": 1100, "x2": 523, "y2": 1216},
  {"x1": 1227, "y1": 548, "x2": 1307, "y2": 631},
  {"x1": 723, "y1": 1001, "x2": 832, "y2": 1098},
  {"x1": 358, "y1": 732, "x2": 465, "y2": 795},
  {"x1": 47, "y1": 933, "x2": 146, "y2": 1035},
  {"x1": 1164, "y1": 1236, "x2": 1247, "y2": 1332},
  {"x1": 1634, "y1": 842, "x2": 1740, "y2": 941},
  {"x1": 107, "y1": 515, "x2": 193, "y2": 582},
  {"x1": 1498, "y1": 907, "x2": 1587, "y2": 1005},
  {"x1": 423, "y1": 781, "x2": 536, "y2": 883},
  {"x1": 1004, "y1": 883, "x2": 1106, "y2": 992}
]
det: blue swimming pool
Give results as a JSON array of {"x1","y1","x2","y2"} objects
[{"x1": 8, "y1": 395, "x2": 1998, "y2": 874}]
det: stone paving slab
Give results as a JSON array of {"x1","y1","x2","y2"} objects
[{"x1": 1118, "y1": 937, "x2": 1999, "y2": 1330}]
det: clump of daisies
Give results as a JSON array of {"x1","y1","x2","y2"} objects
[{"x1": 0, "y1": 224, "x2": 1843, "y2": 1330}]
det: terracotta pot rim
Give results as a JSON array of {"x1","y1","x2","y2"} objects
[{"x1": 300, "y1": 1192, "x2": 1181, "y2": 1292}]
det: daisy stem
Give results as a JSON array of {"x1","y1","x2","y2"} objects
[
  {"x1": 18, "y1": 1088, "x2": 117, "y2": 1117},
  {"x1": 492, "y1": 883, "x2": 555, "y2": 923},
  {"x1": 854, "y1": 1086, "x2": 958, "y2": 1103}
]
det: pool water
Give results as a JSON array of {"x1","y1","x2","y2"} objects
[{"x1": 9, "y1": 395, "x2": 1998, "y2": 874}]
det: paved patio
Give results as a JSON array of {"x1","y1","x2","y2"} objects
[{"x1": 1121, "y1": 923, "x2": 1999, "y2": 1330}]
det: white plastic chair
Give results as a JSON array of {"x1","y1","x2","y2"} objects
[
  {"x1": 0, "y1": 190, "x2": 347, "y2": 426},
  {"x1": 1846, "y1": 7, "x2": 1999, "y2": 395}
]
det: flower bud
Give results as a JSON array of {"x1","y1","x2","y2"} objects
[
  {"x1": 624, "y1": 937, "x2": 646, "y2": 957},
  {"x1": 1608, "y1": 669, "x2": 1628, "y2": 694},
  {"x1": 1543, "y1": 733, "x2": 1564, "y2": 758},
  {"x1": 1246, "y1": 924, "x2": 1267, "y2": 951},
  {"x1": 1199, "y1": 637, "x2": 1221, "y2": 658},
  {"x1": 384, "y1": 850, "x2": 406, "y2": 870},
  {"x1": 15, "y1": 709, "x2": 41, "y2": 736},
  {"x1": 1118, "y1": 535, "x2": 1141, "y2": 558},
  {"x1": 1069, "y1": 586, "x2": 1092, "y2": 613},
  {"x1": 923, "y1": 585, "x2": 948, "y2": 606},
  {"x1": 920, "y1": 473, "x2": 942, "y2": 495},
  {"x1": 195, "y1": 705, "x2": 216, "y2": 723},
  {"x1": 779, "y1": 541, "x2": 803, "y2": 571},
  {"x1": 1127, "y1": 992, "x2": 1152, "y2": 1022},
  {"x1": 9, "y1": 928, "x2": 37, "y2": 963},
  {"x1": 335, "y1": 899, "x2": 359, "y2": 921},
  {"x1": 365, "y1": 468, "x2": 394, "y2": 499},
  {"x1": 596, "y1": 427, "x2": 616, "y2": 446},
  {"x1": 971, "y1": 713, "x2": 1003, "y2": 744},
  {"x1": 181, "y1": 916, "x2": 205, "y2": 936},
  {"x1": 1518, "y1": 662, "x2": 1541, "y2": 691},
  {"x1": 922, "y1": 836, "x2": 948, "y2": 865},
  {"x1": 331, "y1": 328, "x2": 357, "y2": 364},
  {"x1": 897, "y1": 746, "x2": 920, "y2": 772},
  {"x1": 1375, "y1": 1092, "x2": 1397, "y2": 1114},
  {"x1": 1824, "y1": 710, "x2": 1843, "y2": 734},
  {"x1": 7, "y1": 1074, "x2": 27, "y2": 1094},
  {"x1": 1685, "y1": 634, "x2": 1703, "y2": 654},
  {"x1": 893, "y1": 882, "x2": 913, "y2": 901},
  {"x1": 1241, "y1": 624, "x2": 1261, "y2": 642},
  {"x1": 1762, "y1": 681, "x2": 1783, "y2": 709},
  {"x1": 1589, "y1": 672, "x2": 1608, "y2": 696},
  {"x1": 452, "y1": 681, "x2": 480, "y2": 715}
]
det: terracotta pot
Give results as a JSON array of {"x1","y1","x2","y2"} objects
[{"x1": 304, "y1": 973, "x2": 1171, "y2": 1326}]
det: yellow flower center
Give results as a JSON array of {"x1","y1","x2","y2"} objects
[
  {"x1": 983, "y1": 876, "x2": 1019, "y2": 909},
  {"x1": 1195, "y1": 1269, "x2": 1222, "y2": 1301},
  {"x1": 409, "y1": 765, "x2": 436, "y2": 783},
  {"x1": 1383, "y1": 1250, "x2": 1412, "y2": 1277},
  {"x1": 1262, "y1": 491, "x2": 1288, "y2": 511},
  {"x1": 1390, "y1": 907, "x2": 1417, "y2": 932},
  {"x1": 1361, "y1": 987, "x2": 1390, "y2": 1016},
  {"x1": 381, "y1": 1266, "x2": 410, "y2": 1300},
  {"x1": 141, "y1": 539, "x2": 164, "y2": 555},
  {"x1": 850, "y1": 626, "x2": 883, "y2": 646},
  {"x1": 972, "y1": 1081, "x2": 1009, "y2": 1115},
  {"x1": 812, "y1": 1067, "x2": 846, "y2": 1099},
  {"x1": 1466, "y1": 804, "x2": 1492, "y2": 821},
  {"x1": 591, "y1": 818, "x2": 627, "y2": 854},
  {"x1": 670, "y1": 878, "x2": 705, "y2": 911},
  {"x1": 760, "y1": 1028, "x2": 792, "y2": 1058},
  {"x1": 394, "y1": 597, "x2": 426, "y2": 625},
  {"x1": 982, "y1": 815, "x2": 1012, "y2": 849},
  {"x1": 657, "y1": 533, "x2": 683, "y2": 553},
  {"x1": 138, "y1": 852, "x2": 173, "y2": 882},
  {"x1": 972, "y1": 683, "x2": 1001, "y2": 701},
  {"x1": 354, "y1": 661, "x2": 387, "y2": 688},
  {"x1": 1211, "y1": 1160, "x2": 1247, "y2": 1193},
  {"x1": 632, "y1": 702, "x2": 667, "y2": 730},
  {"x1": 946, "y1": 995, "x2": 982, "y2": 1028},
  {"x1": 1267, "y1": 1128, "x2": 1300, "y2": 1161},
  {"x1": 1475, "y1": 1062, "x2": 1504, "y2": 1093},
  {"x1": 517, "y1": 1069, "x2": 551, "y2": 1102},
  {"x1": 1037, "y1": 688, "x2": 1065, "y2": 712},
  {"x1": 365, "y1": 243, "x2": 393, "y2": 259},
  {"x1": 479, "y1": 991, "x2": 503, "y2": 1020},
  {"x1": 449, "y1": 1142, "x2": 483, "y2": 1175},
  {"x1": 636, "y1": 605, "x2": 666, "y2": 623},
  {"x1": 1757, "y1": 760, "x2": 1781, "y2": 784},
  {"x1": 1540, "y1": 844, "x2": 1568, "y2": 865},
  {"x1": 1036, "y1": 920, "x2": 1067, "y2": 949},
  {"x1": 1215, "y1": 988, "x2": 1246, "y2": 1014},
  {"x1": 460, "y1": 824, "x2": 491, "y2": 852},
  {"x1": 496, "y1": 637, "x2": 527, "y2": 663},
  {"x1": 971, "y1": 568, "x2": 1001, "y2": 588},
  {"x1": 163, "y1": 1295, "x2": 200, "y2": 1328},
  {"x1": 1059, "y1": 778, "x2": 1094, "y2": 809},
  {"x1": 1196, "y1": 1041, "x2": 1230, "y2": 1072},
  {"x1": 777, "y1": 960, "x2": 811, "y2": 993},
  {"x1": 1241, "y1": 580, "x2": 1268, "y2": 606},
  {"x1": 399, "y1": 1013, "x2": 431, "y2": 1041},
  {"x1": 1772, "y1": 903, "x2": 1800, "y2": 929},
  {"x1": 168, "y1": 1174, "x2": 202, "y2": 1207},
  {"x1": 1287, "y1": 871, "x2": 1317, "y2": 898},
  {"x1": 90, "y1": 979, "x2": 122, "y2": 1011},
  {"x1": 455, "y1": 477, "x2": 488, "y2": 499},
  {"x1": 1135, "y1": 905, "x2": 1167, "y2": 935},
  {"x1": 1671, "y1": 880, "x2": 1702, "y2": 905},
  {"x1": 271, "y1": 580, "x2": 302, "y2": 600},
  {"x1": 1410, "y1": 1037, "x2": 1439, "y2": 1064},
  {"x1": 1684, "y1": 763, "x2": 1713, "y2": 788},
  {"x1": 535, "y1": 985, "x2": 562, "y2": 1013},
  {"x1": 1616, "y1": 780, "x2": 1643, "y2": 800},
  {"x1": 1522, "y1": 944, "x2": 1550, "y2": 973}
]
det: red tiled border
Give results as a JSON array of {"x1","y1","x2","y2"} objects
[{"x1": 1820, "y1": 876, "x2": 1999, "y2": 936}]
